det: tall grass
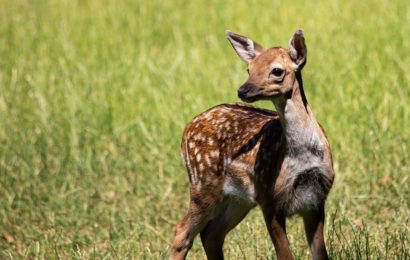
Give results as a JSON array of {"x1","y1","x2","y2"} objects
[{"x1": 0, "y1": 0, "x2": 408, "y2": 258}]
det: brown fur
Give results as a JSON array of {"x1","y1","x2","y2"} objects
[{"x1": 170, "y1": 30, "x2": 334, "y2": 260}]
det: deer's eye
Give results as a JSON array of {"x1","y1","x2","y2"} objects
[{"x1": 271, "y1": 68, "x2": 284, "y2": 77}]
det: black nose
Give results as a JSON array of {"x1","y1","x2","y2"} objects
[{"x1": 238, "y1": 84, "x2": 252, "y2": 99}]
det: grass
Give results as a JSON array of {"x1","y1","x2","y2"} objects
[{"x1": 0, "y1": 0, "x2": 409, "y2": 258}]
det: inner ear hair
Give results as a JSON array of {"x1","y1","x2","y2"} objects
[
  {"x1": 289, "y1": 29, "x2": 307, "y2": 67},
  {"x1": 226, "y1": 30, "x2": 263, "y2": 63}
]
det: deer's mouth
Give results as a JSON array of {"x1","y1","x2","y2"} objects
[
  {"x1": 237, "y1": 83, "x2": 261, "y2": 102},
  {"x1": 238, "y1": 84, "x2": 281, "y2": 102},
  {"x1": 239, "y1": 94, "x2": 260, "y2": 103}
]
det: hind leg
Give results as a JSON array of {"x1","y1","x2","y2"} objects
[
  {"x1": 170, "y1": 189, "x2": 226, "y2": 260},
  {"x1": 200, "y1": 201, "x2": 254, "y2": 260},
  {"x1": 170, "y1": 205, "x2": 214, "y2": 260}
]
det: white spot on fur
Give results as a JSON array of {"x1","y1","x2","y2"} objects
[
  {"x1": 196, "y1": 182, "x2": 202, "y2": 190},
  {"x1": 210, "y1": 150, "x2": 219, "y2": 158},
  {"x1": 204, "y1": 154, "x2": 211, "y2": 166},
  {"x1": 190, "y1": 163, "x2": 197, "y2": 184},
  {"x1": 233, "y1": 121, "x2": 239, "y2": 130},
  {"x1": 208, "y1": 138, "x2": 214, "y2": 146},
  {"x1": 218, "y1": 118, "x2": 227, "y2": 124},
  {"x1": 184, "y1": 138, "x2": 196, "y2": 184},
  {"x1": 217, "y1": 132, "x2": 221, "y2": 139}
]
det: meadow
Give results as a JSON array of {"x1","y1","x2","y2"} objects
[{"x1": 0, "y1": 0, "x2": 409, "y2": 258}]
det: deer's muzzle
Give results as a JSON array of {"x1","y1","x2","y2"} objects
[{"x1": 238, "y1": 83, "x2": 259, "y2": 102}]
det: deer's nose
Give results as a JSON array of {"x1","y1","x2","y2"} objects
[{"x1": 238, "y1": 84, "x2": 252, "y2": 99}]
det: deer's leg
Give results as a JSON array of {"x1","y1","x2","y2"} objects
[
  {"x1": 170, "y1": 204, "x2": 217, "y2": 260},
  {"x1": 302, "y1": 208, "x2": 329, "y2": 260},
  {"x1": 170, "y1": 187, "x2": 226, "y2": 260},
  {"x1": 200, "y1": 201, "x2": 254, "y2": 260},
  {"x1": 262, "y1": 208, "x2": 293, "y2": 260}
]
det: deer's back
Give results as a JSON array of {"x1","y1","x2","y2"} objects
[{"x1": 181, "y1": 103, "x2": 282, "y2": 203}]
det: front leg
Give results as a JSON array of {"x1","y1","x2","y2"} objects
[
  {"x1": 262, "y1": 208, "x2": 294, "y2": 260},
  {"x1": 302, "y1": 208, "x2": 329, "y2": 260}
]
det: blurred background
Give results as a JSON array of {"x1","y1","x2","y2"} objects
[{"x1": 0, "y1": 0, "x2": 408, "y2": 258}]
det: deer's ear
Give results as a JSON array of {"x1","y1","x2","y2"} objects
[
  {"x1": 288, "y1": 29, "x2": 307, "y2": 69},
  {"x1": 226, "y1": 31, "x2": 263, "y2": 64}
]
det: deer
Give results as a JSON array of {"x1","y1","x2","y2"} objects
[{"x1": 170, "y1": 29, "x2": 335, "y2": 260}]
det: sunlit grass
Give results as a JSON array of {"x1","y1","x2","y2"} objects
[{"x1": 0, "y1": 0, "x2": 408, "y2": 258}]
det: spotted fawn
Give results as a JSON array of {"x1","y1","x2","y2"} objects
[{"x1": 170, "y1": 30, "x2": 335, "y2": 260}]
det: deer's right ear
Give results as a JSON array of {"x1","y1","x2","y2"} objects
[{"x1": 226, "y1": 31, "x2": 263, "y2": 64}]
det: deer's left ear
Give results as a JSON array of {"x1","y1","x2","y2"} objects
[
  {"x1": 226, "y1": 30, "x2": 263, "y2": 64},
  {"x1": 289, "y1": 29, "x2": 307, "y2": 69}
]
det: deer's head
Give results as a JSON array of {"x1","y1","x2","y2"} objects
[{"x1": 226, "y1": 30, "x2": 307, "y2": 102}]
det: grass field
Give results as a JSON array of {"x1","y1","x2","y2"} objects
[{"x1": 0, "y1": 0, "x2": 409, "y2": 258}]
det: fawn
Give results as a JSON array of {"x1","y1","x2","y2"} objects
[{"x1": 170, "y1": 30, "x2": 335, "y2": 260}]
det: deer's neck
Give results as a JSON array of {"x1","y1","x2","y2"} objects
[{"x1": 273, "y1": 72, "x2": 324, "y2": 158}]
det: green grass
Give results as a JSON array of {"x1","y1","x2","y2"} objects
[{"x1": 0, "y1": 0, "x2": 409, "y2": 258}]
